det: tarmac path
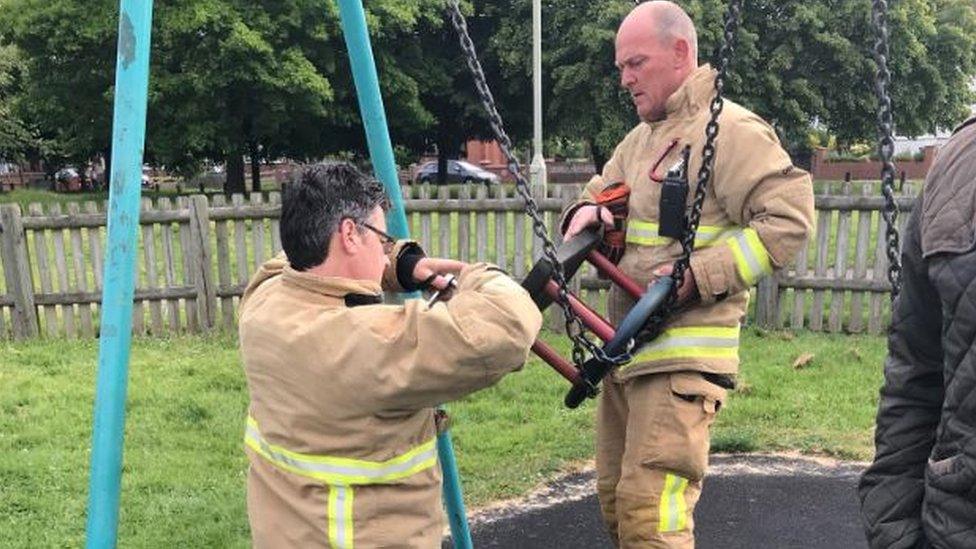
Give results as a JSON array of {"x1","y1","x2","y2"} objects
[{"x1": 444, "y1": 454, "x2": 869, "y2": 549}]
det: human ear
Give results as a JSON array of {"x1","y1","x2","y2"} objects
[
  {"x1": 338, "y1": 218, "x2": 360, "y2": 253},
  {"x1": 673, "y1": 38, "x2": 690, "y2": 65}
]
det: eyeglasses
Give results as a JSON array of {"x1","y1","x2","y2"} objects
[{"x1": 360, "y1": 222, "x2": 396, "y2": 254}]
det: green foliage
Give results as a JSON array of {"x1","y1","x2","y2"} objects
[
  {"x1": 0, "y1": 0, "x2": 453, "y2": 178},
  {"x1": 0, "y1": 0, "x2": 117, "y2": 167},
  {"x1": 0, "y1": 44, "x2": 40, "y2": 162},
  {"x1": 491, "y1": 0, "x2": 976, "y2": 163},
  {"x1": 1, "y1": 0, "x2": 973, "y2": 176},
  {"x1": 147, "y1": 0, "x2": 341, "y2": 174}
]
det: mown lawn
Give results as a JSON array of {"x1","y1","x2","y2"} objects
[{"x1": 0, "y1": 328, "x2": 886, "y2": 547}]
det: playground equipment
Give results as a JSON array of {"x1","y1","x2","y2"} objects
[{"x1": 85, "y1": 0, "x2": 904, "y2": 547}]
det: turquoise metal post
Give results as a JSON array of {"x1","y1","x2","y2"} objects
[
  {"x1": 85, "y1": 1, "x2": 154, "y2": 547},
  {"x1": 334, "y1": 0, "x2": 409, "y2": 237},
  {"x1": 334, "y1": 1, "x2": 473, "y2": 547},
  {"x1": 436, "y1": 429, "x2": 473, "y2": 548}
]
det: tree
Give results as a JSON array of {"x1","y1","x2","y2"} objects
[
  {"x1": 725, "y1": 0, "x2": 976, "y2": 149},
  {"x1": 0, "y1": 0, "x2": 452, "y2": 192},
  {"x1": 0, "y1": 1, "x2": 117, "y2": 172},
  {"x1": 0, "y1": 44, "x2": 34, "y2": 163},
  {"x1": 147, "y1": 0, "x2": 341, "y2": 193},
  {"x1": 391, "y1": 2, "x2": 531, "y2": 183},
  {"x1": 491, "y1": 0, "x2": 976, "y2": 168}
]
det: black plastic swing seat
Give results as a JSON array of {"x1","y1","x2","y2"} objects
[
  {"x1": 564, "y1": 275, "x2": 674, "y2": 408},
  {"x1": 520, "y1": 228, "x2": 602, "y2": 311}
]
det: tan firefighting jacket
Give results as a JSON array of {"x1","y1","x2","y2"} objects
[
  {"x1": 238, "y1": 245, "x2": 542, "y2": 548},
  {"x1": 568, "y1": 64, "x2": 814, "y2": 379}
]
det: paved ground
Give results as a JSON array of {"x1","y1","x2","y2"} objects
[{"x1": 444, "y1": 454, "x2": 869, "y2": 549}]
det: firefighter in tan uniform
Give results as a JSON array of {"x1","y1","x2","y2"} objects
[
  {"x1": 563, "y1": 3, "x2": 815, "y2": 547},
  {"x1": 238, "y1": 162, "x2": 542, "y2": 548}
]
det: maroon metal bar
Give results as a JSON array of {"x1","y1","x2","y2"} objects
[
  {"x1": 586, "y1": 250, "x2": 644, "y2": 300},
  {"x1": 542, "y1": 280, "x2": 615, "y2": 342},
  {"x1": 529, "y1": 248, "x2": 653, "y2": 390},
  {"x1": 531, "y1": 340, "x2": 581, "y2": 385}
]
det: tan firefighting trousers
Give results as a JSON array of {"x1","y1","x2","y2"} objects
[{"x1": 596, "y1": 370, "x2": 728, "y2": 548}]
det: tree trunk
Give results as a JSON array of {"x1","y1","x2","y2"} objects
[
  {"x1": 589, "y1": 140, "x2": 607, "y2": 174},
  {"x1": 436, "y1": 145, "x2": 449, "y2": 186},
  {"x1": 249, "y1": 141, "x2": 261, "y2": 193},
  {"x1": 102, "y1": 147, "x2": 112, "y2": 190},
  {"x1": 225, "y1": 149, "x2": 246, "y2": 196}
]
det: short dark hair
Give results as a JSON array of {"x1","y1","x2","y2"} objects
[{"x1": 280, "y1": 162, "x2": 389, "y2": 271}]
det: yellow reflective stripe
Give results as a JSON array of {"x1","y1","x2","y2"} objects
[
  {"x1": 627, "y1": 326, "x2": 739, "y2": 365},
  {"x1": 343, "y1": 487, "x2": 354, "y2": 547},
  {"x1": 658, "y1": 473, "x2": 689, "y2": 532},
  {"x1": 245, "y1": 416, "x2": 437, "y2": 485},
  {"x1": 626, "y1": 220, "x2": 735, "y2": 248},
  {"x1": 328, "y1": 485, "x2": 354, "y2": 548},
  {"x1": 728, "y1": 227, "x2": 773, "y2": 285},
  {"x1": 625, "y1": 221, "x2": 670, "y2": 246}
]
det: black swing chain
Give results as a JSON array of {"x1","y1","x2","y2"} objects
[
  {"x1": 636, "y1": 0, "x2": 742, "y2": 343},
  {"x1": 871, "y1": 0, "x2": 902, "y2": 299},
  {"x1": 446, "y1": 1, "x2": 626, "y2": 368}
]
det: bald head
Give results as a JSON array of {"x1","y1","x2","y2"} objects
[
  {"x1": 620, "y1": 1, "x2": 698, "y2": 62},
  {"x1": 615, "y1": 1, "x2": 699, "y2": 121}
]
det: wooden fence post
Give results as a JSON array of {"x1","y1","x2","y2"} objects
[
  {"x1": 754, "y1": 273, "x2": 780, "y2": 329},
  {"x1": 0, "y1": 204, "x2": 39, "y2": 339},
  {"x1": 188, "y1": 195, "x2": 217, "y2": 331}
]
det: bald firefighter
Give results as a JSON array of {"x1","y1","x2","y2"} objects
[
  {"x1": 238, "y1": 162, "x2": 542, "y2": 548},
  {"x1": 563, "y1": 2, "x2": 815, "y2": 547}
]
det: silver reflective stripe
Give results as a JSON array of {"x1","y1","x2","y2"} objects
[
  {"x1": 628, "y1": 225, "x2": 658, "y2": 238},
  {"x1": 698, "y1": 228, "x2": 738, "y2": 245},
  {"x1": 645, "y1": 335, "x2": 738, "y2": 352},
  {"x1": 626, "y1": 221, "x2": 735, "y2": 247},
  {"x1": 734, "y1": 232, "x2": 763, "y2": 278},
  {"x1": 245, "y1": 422, "x2": 437, "y2": 484},
  {"x1": 668, "y1": 480, "x2": 680, "y2": 531},
  {"x1": 333, "y1": 486, "x2": 351, "y2": 548},
  {"x1": 628, "y1": 326, "x2": 740, "y2": 364}
]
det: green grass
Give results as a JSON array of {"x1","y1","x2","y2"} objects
[
  {"x1": 0, "y1": 335, "x2": 250, "y2": 548},
  {"x1": 0, "y1": 188, "x2": 109, "y2": 207},
  {"x1": 0, "y1": 328, "x2": 886, "y2": 547},
  {"x1": 719, "y1": 328, "x2": 885, "y2": 459}
]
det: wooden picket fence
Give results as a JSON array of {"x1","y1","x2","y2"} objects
[{"x1": 0, "y1": 182, "x2": 915, "y2": 340}]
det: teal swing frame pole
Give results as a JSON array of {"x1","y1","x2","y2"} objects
[
  {"x1": 85, "y1": 0, "x2": 155, "y2": 547},
  {"x1": 334, "y1": 2, "x2": 473, "y2": 547}
]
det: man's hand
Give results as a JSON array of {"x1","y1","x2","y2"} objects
[
  {"x1": 413, "y1": 257, "x2": 467, "y2": 300},
  {"x1": 652, "y1": 264, "x2": 699, "y2": 306},
  {"x1": 563, "y1": 204, "x2": 615, "y2": 241}
]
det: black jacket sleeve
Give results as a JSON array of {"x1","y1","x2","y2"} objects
[{"x1": 858, "y1": 203, "x2": 944, "y2": 549}]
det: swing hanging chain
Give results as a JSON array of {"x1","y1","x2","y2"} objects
[
  {"x1": 871, "y1": 0, "x2": 902, "y2": 298},
  {"x1": 446, "y1": 1, "x2": 627, "y2": 368},
  {"x1": 641, "y1": 0, "x2": 742, "y2": 339}
]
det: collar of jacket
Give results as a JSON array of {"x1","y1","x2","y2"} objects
[
  {"x1": 647, "y1": 64, "x2": 718, "y2": 130},
  {"x1": 281, "y1": 265, "x2": 383, "y2": 304}
]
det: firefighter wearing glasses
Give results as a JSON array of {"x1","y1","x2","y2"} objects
[{"x1": 239, "y1": 162, "x2": 542, "y2": 548}]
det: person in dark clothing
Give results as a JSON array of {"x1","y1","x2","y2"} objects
[{"x1": 859, "y1": 116, "x2": 976, "y2": 549}]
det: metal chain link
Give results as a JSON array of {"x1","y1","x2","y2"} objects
[
  {"x1": 446, "y1": 1, "x2": 625, "y2": 368},
  {"x1": 636, "y1": 0, "x2": 742, "y2": 344},
  {"x1": 871, "y1": 0, "x2": 902, "y2": 299}
]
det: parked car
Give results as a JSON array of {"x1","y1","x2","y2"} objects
[
  {"x1": 141, "y1": 166, "x2": 154, "y2": 189},
  {"x1": 414, "y1": 160, "x2": 500, "y2": 185}
]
